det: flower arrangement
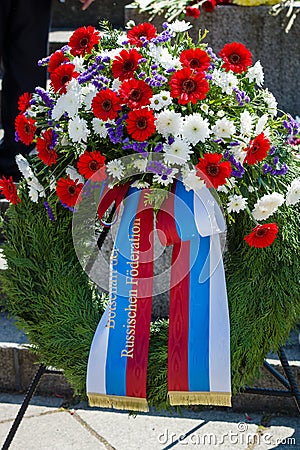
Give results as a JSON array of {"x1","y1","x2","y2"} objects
[
  {"x1": 134, "y1": 0, "x2": 279, "y2": 23},
  {"x1": 270, "y1": 0, "x2": 300, "y2": 32},
  {"x1": 0, "y1": 20, "x2": 299, "y2": 407},
  {"x1": 2, "y1": 20, "x2": 298, "y2": 250}
]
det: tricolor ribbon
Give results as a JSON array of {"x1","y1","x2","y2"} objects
[
  {"x1": 87, "y1": 180, "x2": 231, "y2": 411},
  {"x1": 87, "y1": 186, "x2": 154, "y2": 411},
  {"x1": 157, "y1": 180, "x2": 231, "y2": 407}
]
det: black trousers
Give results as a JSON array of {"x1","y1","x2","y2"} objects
[{"x1": 0, "y1": 0, "x2": 52, "y2": 179}]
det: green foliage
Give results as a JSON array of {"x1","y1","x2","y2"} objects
[{"x1": 0, "y1": 178, "x2": 299, "y2": 407}]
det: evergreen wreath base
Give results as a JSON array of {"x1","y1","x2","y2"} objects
[{"x1": 0, "y1": 189, "x2": 299, "y2": 409}]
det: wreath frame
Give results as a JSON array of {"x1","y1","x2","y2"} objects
[{"x1": 0, "y1": 170, "x2": 299, "y2": 409}]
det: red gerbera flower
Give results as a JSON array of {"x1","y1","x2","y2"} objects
[
  {"x1": 219, "y1": 42, "x2": 252, "y2": 74},
  {"x1": 126, "y1": 108, "x2": 156, "y2": 141},
  {"x1": 56, "y1": 175, "x2": 83, "y2": 208},
  {"x1": 203, "y1": 0, "x2": 217, "y2": 12},
  {"x1": 119, "y1": 78, "x2": 153, "y2": 109},
  {"x1": 244, "y1": 223, "x2": 278, "y2": 248},
  {"x1": 36, "y1": 129, "x2": 58, "y2": 166},
  {"x1": 18, "y1": 92, "x2": 32, "y2": 114},
  {"x1": 186, "y1": 6, "x2": 201, "y2": 18},
  {"x1": 112, "y1": 49, "x2": 142, "y2": 81},
  {"x1": 77, "y1": 150, "x2": 106, "y2": 181},
  {"x1": 68, "y1": 26, "x2": 100, "y2": 56},
  {"x1": 244, "y1": 132, "x2": 270, "y2": 165},
  {"x1": 179, "y1": 48, "x2": 211, "y2": 72},
  {"x1": 50, "y1": 63, "x2": 78, "y2": 94},
  {"x1": 0, "y1": 176, "x2": 20, "y2": 205},
  {"x1": 48, "y1": 50, "x2": 69, "y2": 73},
  {"x1": 127, "y1": 22, "x2": 157, "y2": 47},
  {"x1": 15, "y1": 114, "x2": 36, "y2": 145},
  {"x1": 92, "y1": 89, "x2": 121, "y2": 121},
  {"x1": 196, "y1": 153, "x2": 231, "y2": 188},
  {"x1": 169, "y1": 67, "x2": 210, "y2": 105}
]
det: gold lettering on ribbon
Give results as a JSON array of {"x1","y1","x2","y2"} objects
[
  {"x1": 121, "y1": 218, "x2": 141, "y2": 358},
  {"x1": 106, "y1": 248, "x2": 119, "y2": 329}
]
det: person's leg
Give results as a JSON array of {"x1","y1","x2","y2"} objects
[{"x1": 0, "y1": 0, "x2": 52, "y2": 180}]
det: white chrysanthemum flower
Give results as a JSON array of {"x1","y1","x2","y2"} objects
[
  {"x1": 15, "y1": 154, "x2": 34, "y2": 180},
  {"x1": 255, "y1": 114, "x2": 269, "y2": 135},
  {"x1": 54, "y1": 90, "x2": 82, "y2": 119},
  {"x1": 153, "y1": 168, "x2": 178, "y2": 186},
  {"x1": 217, "y1": 176, "x2": 238, "y2": 193},
  {"x1": 92, "y1": 118, "x2": 109, "y2": 138},
  {"x1": 117, "y1": 33, "x2": 128, "y2": 45},
  {"x1": 125, "y1": 20, "x2": 136, "y2": 29},
  {"x1": 246, "y1": 61, "x2": 264, "y2": 87},
  {"x1": 83, "y1": 85, "x2": 97, "y2": 110},
  {"x1": 183, "y1": 169, "x2": 205, "y2": 192},
  {"x1": 133, "y1": 158, "x2": 148, "y2": 172},
  {"x1": 112, "y1": 79, "x2": 122, "y2": 92},
  {"x1": 227, "y1": 195, "x2": 247, "y2": 213},
  {"x1": 131, "y1": 180, "x2": 150, "y2": 189},
  {"x1": 49, "y1": 175, "x2": 56, "y2": 191},
  {"x1": 217, "y1": 185, "x2": 228, "y2": 193},
  {"x1": 28, "y1": 177, "x2": 45, "y2": 203},
  {"x1": 61, "y1": 135, "x2": 70, "y2": 146},
  {"x1": 153, "y1": 47, "x2": 182, "y2": 71},
  {"x1": 100, "y1": 48, "x2": 121, "y2": 60},
  {"x1": 168, "y1": 57, "x2": 182, "y2": 71},
  {"x1": 66, "y1": 166, "x2": 85, "y2": 184},
  {"x1": 263, "y1": 89, "x2": 277, "y2": 117},
  {"x1": 51, "y1": 99, "x2": 65, "y2": 120},
  {"x1": 72, "y1": 56, "x2": 85, "y2": 73},
  {"x1": 227, "y1": 177, "x2": 237, "y2": 188},
  {"x1": 168, "y1": 20, "x2": 192, "y2": 33},
  {"x1": 68, "y1": 116, "x2": 90, "y2": 143},
  {"x1": 212, "y1": 117, "x2": 236, "y2": 139},
  {"x1": 156, "y1": 110, "x2": 183, "y2": 137},
  {"x1": 223, "y1": 72, "x2": 239, "y2": 95},
  {"x1": 107, "y1": 159, "x2": 125, "y2": 180},
  {"x1": 212, "y1": 69, "x2": 238, "y2": 94},
  {"x1": 66, "y1": 78, "x2": 81, "y2": 94},
  {"x1": 217, "y1": 110, "x2": 225, "y2": 118},
  {"x1": 164, "y1": 138, "x2": 192, "y2": 165},
  {"x1": 252, "y1": 192, "x2": 285, "y2": 220},
  {"x1": 149, "y1": 91, "x2": 172, "y2": 111},
  {"x1": 240, "y1": 110, "x2": 253, "y2": 136},
  {"x1": 200, "y1": 103, "x2": 210, "y2": 115},
  {"x1": 182, "y1": 113, "x2": 211, "y2": 145},
  {"x1": 286, "y1": 178, "x2": 300, "y2": 205}
]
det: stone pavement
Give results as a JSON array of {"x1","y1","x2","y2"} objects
[{"x1": 0, "y1": 393, "x2": 299, "y2": 450}]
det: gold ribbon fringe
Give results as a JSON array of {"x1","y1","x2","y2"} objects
[
  {"x1": 168, "y1": 391, "x2": 231, "y2": 407},
  {"x1": 88, "y1": 393, "x2": 149, "y2": 412}
]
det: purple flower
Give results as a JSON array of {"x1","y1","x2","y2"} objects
[
  {"x1": 44, "y1": 201, "x2": 55, "y2": 221},
  {"x1": 60, "y1": 200, "x2": 75, "y2": 212},
  {"x1": 35, "y1": 87, "x2": 54, "y2": 109},
  {"x1": 154, "y1": 143, "x2": 164, "y2": 152},
  {"x1": 146, "y1": 160, "x2": 167, "y2": 175},
  {"x1": 269, "y1": 146, "x2": 276, "y2": 156}
]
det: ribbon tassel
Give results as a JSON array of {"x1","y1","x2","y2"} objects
[
  {"x1": 157, "y1": 181, "x2": 231, "y2": 407},
  {"x1": 87, "y1": 188, "x2": 154, "y2": 412}
]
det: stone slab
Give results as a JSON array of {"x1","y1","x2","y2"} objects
[
  {"x1": 0, "y1": 343, "x2": 73, "y2": 397},
  {"x1": 51, "y1": 0, "x2": 132, "y2": 29},
  {"x1": 125, "y1": 4, "x2": 300, "y2": 117},
  {"x1": 76, "y1": 405, "x2": 299, "y2": 449},
  {"x1": 0, "y1": 406, "x2": 105, "y2": 450}
]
